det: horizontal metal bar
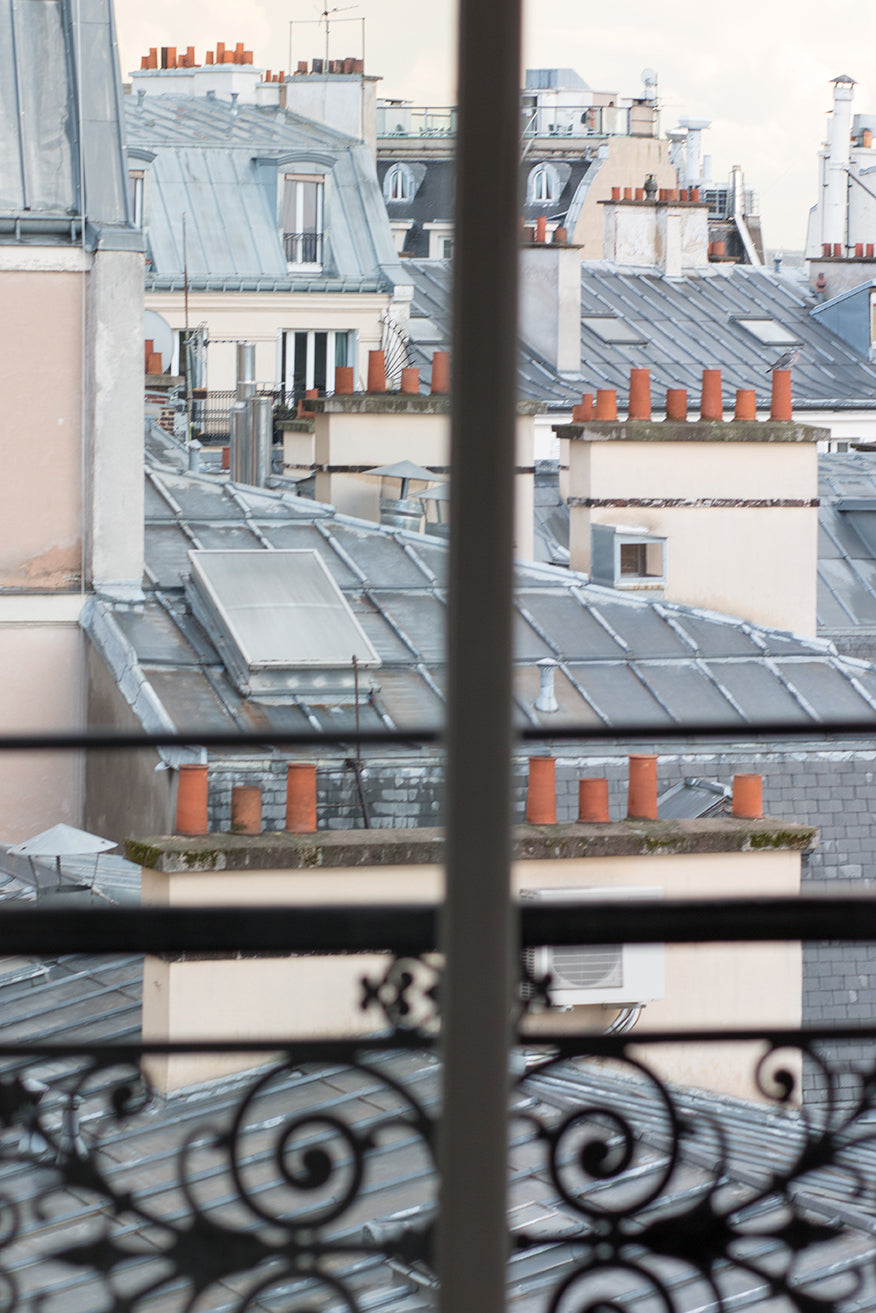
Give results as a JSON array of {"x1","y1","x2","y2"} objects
[
  {"x1": 1, "y1": 715, "x2": 876, "y2": 752},
  {"x1": 1, "y1": 1022, "x2": 875, "y2": 1059},
  {"x1": 4, "y1": 897, "x2": 876, "y2": 956}
]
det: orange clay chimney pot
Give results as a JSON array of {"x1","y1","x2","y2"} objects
[
  {"x1": 526, "y1": 757, "x2": 557, "y2": 824},
  {"x1": 286, "y1": 764, "x2": 317, "y2": 833},
  {"x1": 595, "y1": 389, "x2": 618, "y2": 420},
  {"x1": 732, "y1": 774, "x2": 763, "y2": 819},
  {"x1": 627, "y1": 367, "x2": 651, "y2": 420},
  {"x1": 700, "y1": 369, "x2": 723, "y2": 421},
  {"x1": 627, "y1": 754, "x2": 658, "y2": 820},
  {"x1": 735, "y1": 389, "x2": 757, "y2": 421},
  {"x1": 400, "y1": 367, "x2": 420, "y2": 395},
  {"x1": 367, "y1": 350, "x2": 387, "y2": 394},
  {"x1": 578, "y1": 778, "x2": 610, "y2": 823},
  {"x1": 665, "y1": 388, "x2": 687, "y2": 421},
  {"x1": 231, "y1": 785, "x2": 262, "y2": 835},
  {"x1": 176, "y1": 764, "x2": 208, "y2": 836},
  {"x1": 431, "y1": 350, "x2": 450, "y2": 395},
  {"x1": 334, "y1": 365, "x2": 354, "y2": 394},
  {"x1": 770, "y1": 369, "x2": 792, "y2": 421}
]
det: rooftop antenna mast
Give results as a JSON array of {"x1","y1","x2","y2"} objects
[{"x1": 320, "y1": 2, "x2": 357, "y2": 68}]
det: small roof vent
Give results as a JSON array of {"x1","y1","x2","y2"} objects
[{"x1": 186, "y1": 550, "x2": 380, "y2": 698}]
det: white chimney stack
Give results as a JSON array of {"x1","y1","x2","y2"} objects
[
  {"x1": 677, "y1": 116, "x2": 711, "y2": 186},
  {"x1": 824, "y1": 75, "x2": 856, "y2": 251}
]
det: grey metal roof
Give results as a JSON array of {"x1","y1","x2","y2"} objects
[
  {"x1": 0, "y1": 952, "x2": 874, "y2": 1313},
  {"x1": 82, "y1": 457, "x2": 876, "y2": 751},
  {"x1": 406, "y1": 260, "x2": 876, "y2": 410},
  {"x1": 0, "y1": 0, "x2": 133, "y2": 243},
  {"x1": 126, "y1": 94, "x2": 407, "y2": 290},
  {"x1": 818, "y1": 451, "x2": 876, "y2": 634}
]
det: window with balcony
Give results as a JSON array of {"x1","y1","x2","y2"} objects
[{"x1": 283, "y1": 174, "x2": 324, "y2": 267}]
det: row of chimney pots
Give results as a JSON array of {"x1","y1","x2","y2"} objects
[
  {"x1": 173, "y1": 757, "x2": 763, "y2": 837},
  {"x1": 140, "y1": 45, "x2": 365, "y2": 77},
  {"x1": 527, "y1": 755, "x2": 763, "y2": 824},
  {"x1": 571, "y1": 366, "x2": 794, "y2": 423}
]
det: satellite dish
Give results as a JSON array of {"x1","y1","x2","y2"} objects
[
  {"x1": 641, "y1": 68, "x2": 658, "y2": 88},
  {"x1": 144, "y1": 309, "x2": 175, "y2": 373}
]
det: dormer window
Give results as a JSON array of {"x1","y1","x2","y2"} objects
[
  {"x1": 283, "y1": 174, "x2": 324, "y2": 267},
  {"x1": 128, "y1": 170, "x2": 144, "y2": 228},
  {"x1": 384, "y1": 162, "x2": 415, "y2": 202},
  {"x1": 528, "y1": 162, "x2": 559, "y2": 203}
]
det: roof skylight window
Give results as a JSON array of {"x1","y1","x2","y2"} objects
[
  {"x1": 581, "y1": 317, "x2": 646, "y2": 344},
  {"x1": 186, "y1": 550, "x2": 380, "y2": 698},
  {"x1": 734, "y1": 319, "x2": 801, "y2": 346}
]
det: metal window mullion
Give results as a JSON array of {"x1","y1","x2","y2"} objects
[{"x1": 439, "y1": 1, "x2": 522, "y2": 1313}]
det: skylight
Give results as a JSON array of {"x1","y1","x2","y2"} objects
[
  {"x1": 186, "y1": 550, "x2": 380, "y2": 697},
  {"x1": 735, "y1": 319, "x2": 801, "y2": 346},
  {"x1": 581, "y1": 316, "x2": 645, "y2": 344}
]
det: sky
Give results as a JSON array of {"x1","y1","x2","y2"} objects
[{"x1": 113, "y1": 0, "x2": 876, "y2": 251}]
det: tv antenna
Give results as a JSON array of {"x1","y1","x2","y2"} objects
[
  {"x1": 320, "y1": 4, "x2": 357, "y2": 66},
  {"x1": 289, "y1": 4, "x2": 363, "y2": 77}
]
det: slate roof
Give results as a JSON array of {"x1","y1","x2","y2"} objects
[
  {"x1": 82, "y1": 448, "x2": 876, "y2": 753},
  {"x1": 406, "y1": 260, "x2": 876, "y2": 410},
  {"x1": 818, "y1": 451, "x2": 876, "y2": 633},
  {"x1": 126, "y1": 94, "x2": 406, "y2": 292},
  {"x1": 0, "y1": 0, "x2": 133, "y2": 243}
]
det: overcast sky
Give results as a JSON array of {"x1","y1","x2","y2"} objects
[{"x1": 114, "y1": 0, "x2": 876, "y2": 250}]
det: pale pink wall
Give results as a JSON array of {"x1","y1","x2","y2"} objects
[
  {"x1": 0, "y1": 272, "x2": 83, "y2": 588},
  {"x1": 0, "y1": 626, "x2": 84, "y2": 841}
]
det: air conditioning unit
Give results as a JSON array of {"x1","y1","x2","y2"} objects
[{"x1": 520, "y1": 886, "x2": 664, "y2": 1007}]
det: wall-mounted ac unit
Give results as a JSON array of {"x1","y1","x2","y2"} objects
[{"x1": 520, "y1": 886, "x2": 664, "y2": 1008}]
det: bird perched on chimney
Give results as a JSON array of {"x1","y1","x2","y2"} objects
[{"x1": 766, "y1": 348, "x2": 800, "y2": 373}]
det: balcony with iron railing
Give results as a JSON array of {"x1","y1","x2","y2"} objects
[
  {"x1": 2, "y1": 721, "x2": 876, "y2": 1310},
  {"x1": 284, "y1": 230, "x2": 324, "y2": 266}
]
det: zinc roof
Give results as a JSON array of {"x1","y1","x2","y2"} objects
[
  {"x1": 0, "y1": 0, "x2": 130, "y2": 236},
  {"x1": 126, "y1": 94, "x2": 405, "y2": 290},
  {"x1": 406, "y1": 260, "x2": 876, "y2": 410},
  {"x1": 85, "y1": 454, "x2": 876, "y2": 748}
]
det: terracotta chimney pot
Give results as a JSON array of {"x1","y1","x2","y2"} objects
[
  {"x1": 231, "y1": 785, "x2": 262, "y2": 835},
  {"x1": 700, "y1": 369, "x2": 723, "y2": 421},
  {"x1": 286, "y1": 764, "x2": 317, "y2": 833},
  {"x1": 334, "y1": 365, "x2": 354, "y2": 394},
  {"x1": 431, "y1": 350, "x2": 450, "y2": 395},
  {"x1": 627, "y1": 755, "x2": 658, "y2": 821},
  {"x1": 627, "y1": 367, "x2": 651, "y2": 421},
  {"x1": 732, "y1": 773, "x2": 762, "y2": 819},
  {"x1": 665, "y1": 388, "x2": 687, "y2": 421},
  {"x1": 535, "y1": 215, "x2": 548, "y2": 242},
  {"x1": 594, "y1": 389, "x2": 617, "y2": 420},
  {"x1": 176, "y1": 764, "x2": 208, "y2": 836},
  {"x1": 578, "y1": 778, "x2": 610, "y2": 823},
  {"x1": 526, "y1": 757, "x2": 556, "y2": 825},
  {"x1": 400, "y1": 367, "x2": 420, "y2": 395},
  {"x1": 221, "y1": 445, "x2": 230, "y2": 470},
  {"x1": 367, "y1": 350, "x2": 387, "y2": 393},
  {"x1": 770, "y1": 369, "x2": 792, "y2": 421},
  {"x1": 734, "y1": 389, "x2": 757, "y2": 421}
]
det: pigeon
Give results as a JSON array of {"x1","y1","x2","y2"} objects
[{"x1": 766, "y1": 348, "x2": 800, "y2": 373}]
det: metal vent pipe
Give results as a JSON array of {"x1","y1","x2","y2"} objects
[
  {"x1": 250, "y1": 395, "x2": 273, "y2": 487},
  {"x1": 229, "y1": 401, "x2": 249, "y2": 483}
]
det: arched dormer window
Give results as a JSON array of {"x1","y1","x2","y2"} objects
[
  {"x1": 384, "y1": 162, "x2": 415, "y2": 203},
  {"x1": 528, "y1": 162, "x2": 560, "y2": 203}
]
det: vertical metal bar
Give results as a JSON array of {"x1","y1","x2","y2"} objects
[{"x1": 439, "y1": 0, "x2": 522, "y2": 1310}]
